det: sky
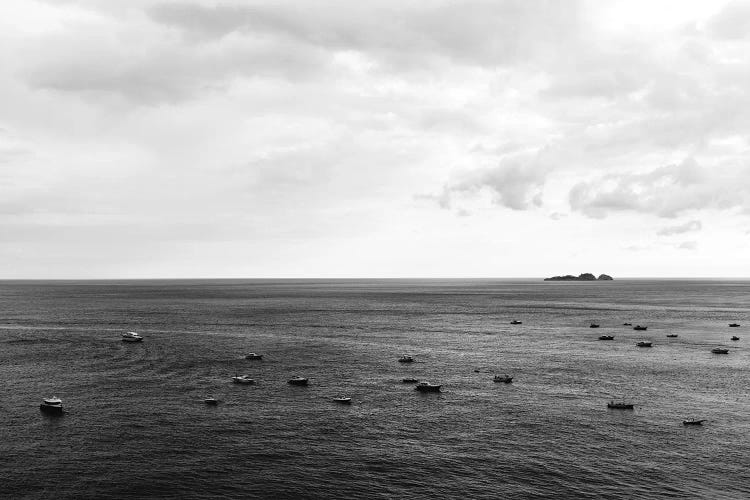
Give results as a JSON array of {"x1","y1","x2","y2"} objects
[{"x1": 1, "y1": 0, "x2": 749, "y2": 278}]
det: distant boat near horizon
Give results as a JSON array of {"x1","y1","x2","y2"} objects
[
  {"x1": 121, "y1": 331, "x2": 143, "y2": 342},
  {"x1": 636, "y1": 341, "x2": 652, "y2": 347},
  {"x1": 589, "y1": 323, "x2": 600, "y2": 328},
  {"x1": 510, "y1": 320, "x2": 522, "y2": 325},
  {"x1": 607, "y1": 401, "x2": 634, "y2": 410},
  {"x1": 39, "y1": 397, "x2": 64, "y2": 415},
  {"x1": 666, "y1": 334, "x2": 678, "y2": 338},
  {"x1": 633, "y1": 325, "x2": 648, "y2": 331},
  {"x1": 415, "y1": 382, "x2": 441, "y2": 392},
  {"x1": 731, "y1": 336, "x2": 740, "y2": 341},
  {"x1": 232, "y1": 375, "x2": 255, "y2": 384},
  {"x1": 288, "y1": 376, "x2": 309, "y2": 386},
  {"x1": 598, "y1": 335, "x2": 614, "y2": 341},
  {"x1": 729, "y1": 323, "x2": 740, "y2": 327},
  {"x1": 493, "y1": 375, "x2": 513, "y2": 383},
  {"x1": 245, "y1": 353, "x2": 263, "y2": 360},
  {"x1": 683, "y1": 419, "x2": 705, "y2": 426},
  {"x1": 711, "y1": 348, "x2": 729, "y2": 354}
]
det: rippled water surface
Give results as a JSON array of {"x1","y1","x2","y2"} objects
[{"x1": 2, "y1": 279, "x2": 750, "y2": 499}]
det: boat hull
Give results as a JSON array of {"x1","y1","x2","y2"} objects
[{"x1": 40, "y1": 404, "x2": 64, "y2": 415}]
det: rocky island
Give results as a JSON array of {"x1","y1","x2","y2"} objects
[{"x1": 544, "y1": 273, "x2": 613, "y2": 281}]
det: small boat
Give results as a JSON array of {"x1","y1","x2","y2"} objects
[
  {"x1": 711, "y1": 348, "x2": 729, "y2": 354},
  {"x1": 245, "y1": 353, "x2": 263, "y2": 360},
  {"x1": 633, "y1": 325, "x2": 648, "y2": 331},
  {"x1": 414, "y1": 382, "x2": 441, "y2": 392},
  {"x1": 607, "y1": 401, "x2": 634, "y2": 410},
  {"x1": 39, "y1": 397, "x2": 64, "y2": 415},
  {"x1": 510, "y1": 320, "x2": 522, "y2": 325},
  {"x1": 729, "y1": 323, "x2": 740, "y2": 327},
  {"x1": 635, "y1": 341, "x2": 652, "y2": 347},
  {"x1": 288, "y1": 376, "x2": 309, "y2": 386},
  {"x1": 683, "y1": 419, "x2": 705, "y2": 426},
  {"x1": 204, "y1": 398, "x2": 219, "y2": 405},
  {"x1": 493, "y1": 375, "x2": 513, "y2": 383},
  {"x1": 589, "y1": 323, "x2": 600, "y2": 328},
  {"x1": 333, "y1": 397, "x2": 352, "y2": 404},
  {"x1": 232, "y1": 375, "x2": 255, "y2": 384},
  {"x1": 622, "y1": 323, "x2": 632, "y2": 326},
  {"x1": 731, "y1": 336, "x2": 740, "y2": 341},
  {"x1": 598, "y1": 335, "x2": 614, "y2": 340},
  {"x1": 398, "y1": 355, "x2": 414, "y2": 363},
  {"x1": 402, "y1": 378, "x2": 419, "y2": 383},
  {"x1": 121, "y1": 331, "x2": 143, "y2": 342},
  {"x1": 666, "y1": 334, "x2": 678, "y2": 338}
]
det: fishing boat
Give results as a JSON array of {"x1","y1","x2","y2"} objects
[
  {"x1": 288, "y1": 376, "x2": 309, "y2": 386},
  {"x1": 333, "y1": 397, "x2": 352, "y2": 404},
  {"x1": 232, "y1": 375, "x2": 255, "y2": 384},
  {"x1": 121, "y1": 331, "x2": 143, "y2": 342},
  {"x1": 633, "y1": 325, "x2": 648, "y2": 331},
  {"x1": 414, "y1": 382, "x2": 441, "y2": 392},
  {"x1": 683, "y1": 419, "x2": 705, "y2": 426},
  {"x1": 711, "y1": 348, "x2": 729, "y2": 354},
  {"x1": 39, "y1": 397, "x2": 64, "y2": 415},
  {"x1": 398, "y1": 355, "x2": 414, "y2": 363},
  {"x1": 598, "y1": 335, "x2": 614, "y2": 340},
  {"x1": 493, "y1": 375, "x2": 513, "y2": 383},
  {"x1": 245, "y1": 353, "x2": 263, "y2": 360},
  {"x1": 607, "y1": 401, "x2": 634, "y2": 410},
  {"x1": 636, "y1": 341, "x2": 652, "y2": 347}
]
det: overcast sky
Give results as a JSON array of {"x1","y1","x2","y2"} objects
[{"x1": 1, "y1": 0, "x2": 749, "y2": 278}]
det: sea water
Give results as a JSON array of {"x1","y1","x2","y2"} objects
[{"x1": 1, "y1": 279, "x2": 749, "y2": 499}]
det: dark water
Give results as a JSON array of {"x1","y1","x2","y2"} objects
[{"x1": 2, "y1": 279, "x2": 750, "y2": 499}]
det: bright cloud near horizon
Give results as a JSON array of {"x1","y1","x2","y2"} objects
[{"x1": 1, "y1": 0, "x2": 749, "y2": 278}]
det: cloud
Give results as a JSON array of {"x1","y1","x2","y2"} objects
[
  {"x1": 657, "y1": 220, "x2": 702, "y2": 236},
  {"x1": 569, "y1": 158, "x2": 747, "y2": 218},
  {"x1": 436, "y1": 151, "x2": 551, "y2": 211}
]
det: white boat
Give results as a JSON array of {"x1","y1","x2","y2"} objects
[
  {"x1": 415, "y1": 382, "x2": 441, "y2": 392},
  {"x1": 245, "y1": 353, "x2": 263, "y2": 360},
  {"x1": 40, "y1": 397, "x2": 64, "y2": 415},
  {"x1": 232, "y1": 375, "x2": 255, "y2": 384},
  {"x1": 121, "y1": 331, "x2": 143, "y2": 342},
  {"x1": 333, "y1": 397, "x2": 352, "y2": 404}
]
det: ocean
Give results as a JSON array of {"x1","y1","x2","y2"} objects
[{"x1": 1, "y1": 279, "x2": 749, "y2": 499}]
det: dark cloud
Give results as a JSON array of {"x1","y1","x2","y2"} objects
[{"x1": 657, "y1": 220, "x2": 702, "y2": 236}]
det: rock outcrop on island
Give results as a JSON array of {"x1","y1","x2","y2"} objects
[{"x1": 544, "y1": 273, "x2": 614, "y2": 281}]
